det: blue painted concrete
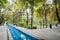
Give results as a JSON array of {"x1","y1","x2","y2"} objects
[{"x1": 8, "y1": 25, "x2": 38, "y2": 40}]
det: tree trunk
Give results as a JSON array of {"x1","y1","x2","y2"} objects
[
  {"x1": 55, "y1": 4, "x2": 60, "y2": 24},
  {"x1": 45, "y1": 10, "x2": 47, "y2": 28},
  {"x1": 42, "y1": 16, "x2": 45, "y2": 28},
  {"x1": 25, "y1": 0, "x2": 28, "y2": 28},
  {"x1": 0, "y1": 10, "x2": 2, "y2": 25},
  {"x1": 54, "y1": 0, "x2": 60, "y2": 24},
  {"x1": 26, "y1": 11, "x2": 28, "y2": 28},
  {"x1": 1, "y1": 14, "x2": 5, "y2": 25},
  {"x1": 30, "y1": 0, "x2": 34, "y2": 29},
  {"x1": 42, "y1": 9, "x2": 45, "y2": 28},
  {"x1": 44, "y1": 4, "x2": 47, "y2": 28},
  {"x1": 0, "y1": 10, "x2": 1, "y2": 25}
]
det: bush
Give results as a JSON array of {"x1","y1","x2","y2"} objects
[
  {"x1": 31, "y1": 26, "x2": 37, "y2": 29},
  {"x1": 18, "y1": 22, "x2": 26, "y2": 28}
]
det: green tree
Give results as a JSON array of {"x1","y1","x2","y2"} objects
[
  {"x1": 54, "y1": 0, "x2": 60, "y2": 24},
  {"x1": 0, "y1": 0, "x2": 7, "y2": 25}
]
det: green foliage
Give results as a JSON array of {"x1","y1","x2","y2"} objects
[
  {"x1": 1, "y1": 0, "x2": 60, "y2": 29},
  {"x1": 31, "y1": 26, "x2": 37, "y2": 29},
  {"x1": 14, "y1": 0, "x2": 25, "y2": 10},
  {"x1": 18, "y1": 21, "x2": 26, "y2": 28},
  {"x1": 0, "y1": 0, "x2": 7, "y2": 8},
  {"x1": 4, "y1": 12, "x2": 13, "y2": 23}
]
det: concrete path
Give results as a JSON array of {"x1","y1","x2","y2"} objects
[
  {"x1": 0, "y1": 24, "x2": 60, "y2": 40},
  {"x1": 0, "y1": 26, "x2": 7, "y2": 40},
  {"x1": 0, "y1": 25, "x2": 13, "y2": 40}
]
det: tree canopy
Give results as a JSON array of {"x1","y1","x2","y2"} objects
[{"x1": 0, "y1": 0, "x2": 60, "y2": 29}]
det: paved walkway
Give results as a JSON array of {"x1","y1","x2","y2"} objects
[
  {"x1": 0, "y1": 25, "x2": 13, "y2": 40},
  {"x1": 0, "y1": 24, "x2": 60, "y2": 40},
  {"x1": 0, "y1": 25, "x2": 7, "y2": 40}
]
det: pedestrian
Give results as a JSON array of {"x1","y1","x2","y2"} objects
[
  {"x1": 50, "y1": 24, "x2": 52, "y2": 29},
  {"x1": 56, "y1": 24, "x2": 57, "y2": 27}
]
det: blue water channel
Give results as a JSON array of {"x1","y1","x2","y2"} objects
[{"x1": 8, "y1": 25, "x2": 38, "y2": 40}]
